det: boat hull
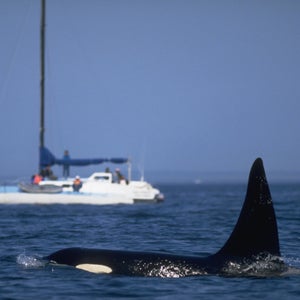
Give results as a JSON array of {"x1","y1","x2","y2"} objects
[
  {"x1": 39, "y1": 173, "x2": 164, "y2": 203},
  {"x1": 0, "y1": 172, "x2": 164, "y2": 205},
  {"x1": 0, "y1": 187, "x2": 133, "y2": 205},
  {"x1": 0, "y1": 185, "x2": 163, "y2": 205}
]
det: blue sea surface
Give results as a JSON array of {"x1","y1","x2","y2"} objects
[{"x1": 0, "y1": 183, "x2": 299, "y2": 299}]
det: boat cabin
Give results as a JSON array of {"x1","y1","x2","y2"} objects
[{"x1": 87, "y1": 172, "x2": 113, "y2": 183}]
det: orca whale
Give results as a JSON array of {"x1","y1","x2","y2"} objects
[{"x1": 46, "y1": 158, "x2": 288, "y2": 277}]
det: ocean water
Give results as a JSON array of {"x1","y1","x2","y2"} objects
[{"x1": 0, "y1": 182, "x2": 299, "y2": 299}]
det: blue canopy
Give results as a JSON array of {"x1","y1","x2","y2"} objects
[{"x1": 39, "y1": 147, "x2": 128, "y2": 169}]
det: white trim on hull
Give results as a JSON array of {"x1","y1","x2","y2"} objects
[{"x1": 0, "y1": 191, "x2": 134, "y2": 205}]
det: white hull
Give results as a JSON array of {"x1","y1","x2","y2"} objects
[
  {"x1": 0, "y1": 190, "x2": 133, "y2": 205},
  {"x1": 40, "y1": 172, "x2": 164, "y2": 203}
]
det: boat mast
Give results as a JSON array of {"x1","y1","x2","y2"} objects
[{"x1": 39, "y1": 0, "x2": 45, "y2": 172}]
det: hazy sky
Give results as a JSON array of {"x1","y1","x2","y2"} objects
[{"x1": 0, "y1": 0, "x2": 299, "y2": 182}]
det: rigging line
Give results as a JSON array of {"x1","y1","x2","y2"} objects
[
  {"x1": 43, "y1": 0, "x2": 69, "y2": 153},
  {"x1": 137, "y1": 138, "x2": 147, "y2": 181},
  {"x1": 45, "y1": 0, "x2": 105, "y2": 153},
  {"x1": 45, "y1": 33, "x2": 65, "y2": 152},
  {"x1": 57, "y1": 0, "x2": 109, "y2": 102},
  {"x1": 0, "y1": 1, "x2": 34, "y2": 105}
]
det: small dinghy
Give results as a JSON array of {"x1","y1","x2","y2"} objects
[{"x1": 18, "y1": 182, "x2": 62, "y2": 194}]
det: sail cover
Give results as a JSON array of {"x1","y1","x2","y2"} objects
[{"x1": 39, "y1": 147, "x2": 128, "y2": 169}]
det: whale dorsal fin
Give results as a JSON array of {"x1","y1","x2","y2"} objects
[{"x1": 216, "y1": 158, "x2": 280, "y2": 258}]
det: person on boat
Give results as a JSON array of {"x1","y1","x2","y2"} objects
[
  {"x1": 62, "y1": 150, "x2": 70, "y2": 178},
  {"x1": 40, "y1": 165, "x2": 57, "y2": 180},
  {"x1": 105, "y1": 167, "x2": 114, "y2": 182},
  {"x1": 115, "y1": 168, "x2": 127, "y2": 185},
  {"x1": 72, "y1": 175, "x2": 82, "y2": 192},
  {"x1": 32, "y1": 174, "x2": 43, "y2": 185}
]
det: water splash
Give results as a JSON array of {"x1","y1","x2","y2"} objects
[
  {"x1": 16, "y1": 253, "x2": 46, "y2": 269},
  {"x1": 130, "y1": 260, "x2": 207, "y2": 278},
  {"x1": 284, "y1": 256, "x2": 300, "y2": 267},
  {"x1": 282, "y1": 256, "x2": 300, "y2": 276},
  {"x1": 222, "y1": 254, "x2": 289, "y2": 277}
]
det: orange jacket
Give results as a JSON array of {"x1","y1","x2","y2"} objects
[{"x1": 33, "y1": 174, "x2": 43, "y2": 184}]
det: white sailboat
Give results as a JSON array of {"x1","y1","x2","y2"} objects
[{"x1": 0, "y1": 0, "x2": 163, "y2": 205}]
